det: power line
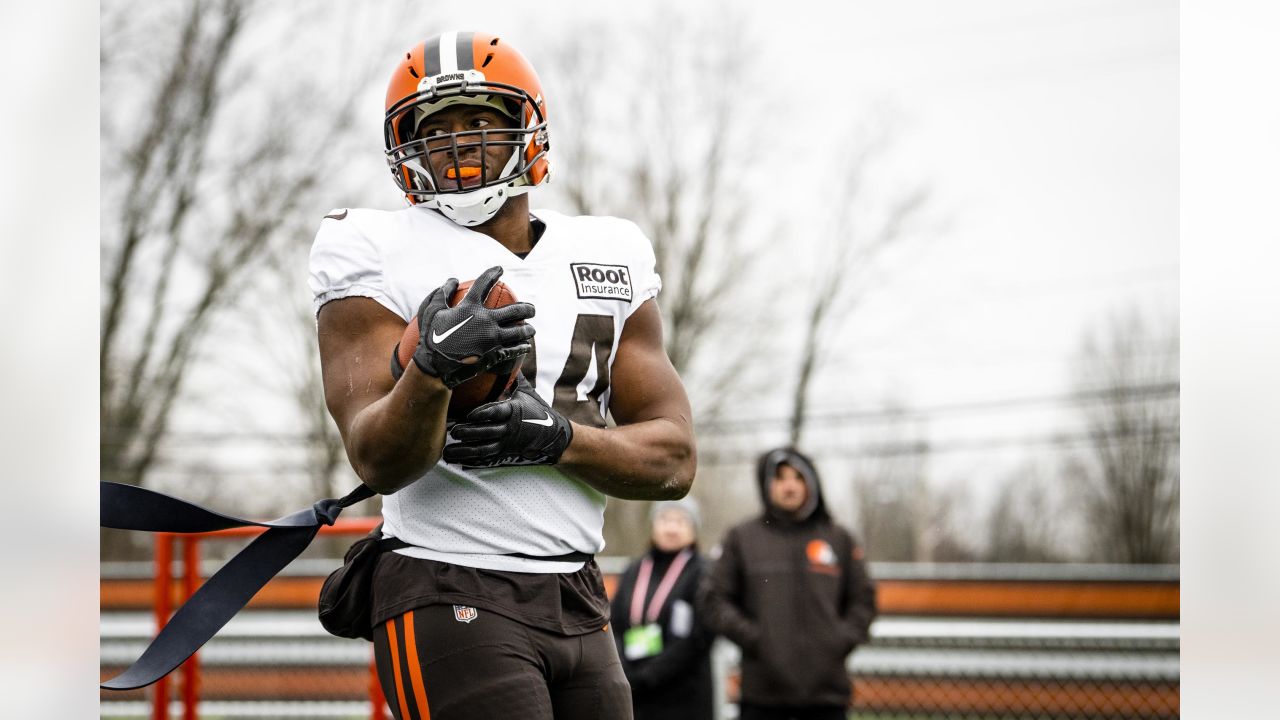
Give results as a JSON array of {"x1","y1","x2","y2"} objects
[
  {"x1": 698, "y1": 426, "x2": 1180, "y2": 465},
  {"x1": 100, "y1": 381, "x2": 1179, "y2": 447},
  {"x1": 697, "y1": 381, "x2": 1179, "y2": 435},
  {"x1": 129, "y1": 425, "x2": 1179, "y2": 479},
  {"x1": 124, "y1": 422, "x2": 1179, "y2": 477}
]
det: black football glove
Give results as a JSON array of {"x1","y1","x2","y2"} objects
[
  {"x1": 412, "y1": 266, "x2": 535, "y2": 388},
  {"x1": 443, "y1": 374, "x2": 574, "y2": 467}
]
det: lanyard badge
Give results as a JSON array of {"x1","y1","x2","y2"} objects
[{"x1": 623, "y1": 549, "x2": 692, "y2": 660}]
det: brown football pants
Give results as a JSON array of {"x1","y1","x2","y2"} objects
[{"x1": 373, "y1": 604, "x2": 633, "y2": 720}]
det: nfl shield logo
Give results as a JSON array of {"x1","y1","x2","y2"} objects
[{"x1": 453, "y1": 605, "x2": 478, "y2": 623}]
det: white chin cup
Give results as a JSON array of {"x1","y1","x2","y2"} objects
[
  {"x1": 421, "y1": 147, "x2": 527, "y2": 227},
  {"x1": 431, "y1": 184, "x2": 510, "y2": 227}
]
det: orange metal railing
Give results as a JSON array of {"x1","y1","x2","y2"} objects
[{"x1": 148, "y1": 518, "x2": 383, "y2": 720}]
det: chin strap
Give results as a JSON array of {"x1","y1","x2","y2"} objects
[{"x1": 99, "y1": 481, "x2": 373, "y2": 690}]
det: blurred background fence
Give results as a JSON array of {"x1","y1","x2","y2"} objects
[{"x1": 100, "y1": 533, "x2": 1178, "y2": 720}]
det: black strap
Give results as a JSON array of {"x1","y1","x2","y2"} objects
[
  {"x1": 506, "y1": 550, "x2": 593, "y2": 563},
  {"x1": 99, "y1": 481, "x2": 373, "y2": 690}
]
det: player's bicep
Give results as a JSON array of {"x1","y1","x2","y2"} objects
[
  {"x1": 316, "y1": 296, "x2": 406, "y2": 436},
  {"x1": 607, "y1": 299, "x2": 692, "y2": 428}
]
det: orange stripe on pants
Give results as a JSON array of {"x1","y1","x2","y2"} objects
[
  {"x1": 402, "y1": 610, "x2": 431, "y2": 719},
  {"x1": 385, "y1": 618, "x2": 413, "y2": 720}
]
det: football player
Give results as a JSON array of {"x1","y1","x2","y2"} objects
[{"x1": 310, "y1": 31, "x2": 696, "y2": 720}]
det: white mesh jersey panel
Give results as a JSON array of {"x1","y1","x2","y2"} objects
[{"x1": 308, "y1": 205, "x2": 662, "y2": 572}]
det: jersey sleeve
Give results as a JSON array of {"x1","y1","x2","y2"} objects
[
  {"x1": 308, "y1": 210, "x2": 400, "y2": 318},
  {"x1": 624, "y1": 221, "x2": 662, "y2": 317}
]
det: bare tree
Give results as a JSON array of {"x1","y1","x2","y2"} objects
[
  {"x1": 246, "y1": 238, "x2": 355, "y2": 502},
  {"x1": 103, "y1": 0, "x2": 246, "y2": 488},
  {"x1": 852, "y1": 473, "x2": 920, "y2": 562},
  {"x1": 535, "y1": 9, "x2": 775, "y2": 553},
  {"x1": 851, "y1": 468, "x2": 978, "y2": 563},
  {"x1": 985, "y1": 464, "x2": 1067, "y2": 562},
  {"x1": 847, "y1": 407, "x2": 934, "y2": 561},
  {"x1": 537, "y1": 24, "x2": 614, "y2": 218},
  {"x1": 788, "y1": 118, "x2": 934, "y2": 447},
  {"x1": 100, "y1": 0, "x2": 363, "y2": 505},
  {"x1": 1068, "y1": 309, "x2": 1179, "y2": 563},
  {"x1": 924, "y1": 482, "x2": 981, "y2": 562},
  {"x1": 538, "y1": 10, "x2": 767, "y2": 387}
]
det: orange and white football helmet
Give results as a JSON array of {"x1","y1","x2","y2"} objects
[{"x1": 384, "y1": 32, "x2": 551, "y2": 226}]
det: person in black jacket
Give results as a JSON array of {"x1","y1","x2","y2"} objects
[
  {"x1": 698, "y1": 448, "x2": 877, "y2": 720},
  {"x1": 611, "y1": 498, "x2": 714, "y2": 720}
]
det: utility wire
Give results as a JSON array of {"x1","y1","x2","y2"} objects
[
  {"x1": 698, "y1": 425, "x2": 1180, "y2": 464},
  {"x1": 100, "y1": 382, "x2": 1179, "y2": 446},
  {"x1": 128, "y1": 424, "x2": 1180, "y2": 480},
  {"x1": 697, "y1": 381, "x2": 1178, "y2": 435}
]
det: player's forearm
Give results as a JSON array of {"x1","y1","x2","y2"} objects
[
  {"x1": 345, "y1": 369, "x2": 451, "y2": 493},
  {"x1": 558, "y1": 417, "x2": 696, "y2": 500}
]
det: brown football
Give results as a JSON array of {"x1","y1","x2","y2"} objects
[{"x1": 394, "y1": 279, "x2": 523, "y2": 418}]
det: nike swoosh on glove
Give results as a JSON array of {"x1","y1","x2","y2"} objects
[
  {"x1": 443, "y1": 375, "x2": 574, "y2": 467},
  {"x1": 413, "y1": 266, "x2": 535, "y2": 388}
]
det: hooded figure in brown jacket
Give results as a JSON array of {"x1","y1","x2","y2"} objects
[{"x1": 698, "y1": 448, "x2": 877, "y2": 720}]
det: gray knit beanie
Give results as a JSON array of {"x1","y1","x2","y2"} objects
[{"x1": 649, "y1": 497, "x2": 701, "y2": 532}]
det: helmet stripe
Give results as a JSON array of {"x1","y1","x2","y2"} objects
[
  {"x1": 422, "y1": 36, "x2": 441, "y2": 77},
  {"x1": 439, "y1": 31, "x2": 458, "y2": 73},
  {"x1": 456, "y1": 32, "x2": 475, "y2": 70}
]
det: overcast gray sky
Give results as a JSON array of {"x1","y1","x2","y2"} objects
[
  {"x1": 477, "y1": 0, "x2": 1179, "y2": 505},
  {"x1": 140, "y1": 0, "x2": 1179, "y2": 523},
  {"x1": 757, "y1": 0, "x2": 1178, "y2": 498},
  {"x1": 446, "y1": 0, "x2": 1178, "y2": 408},
  {"x1": 764, "y1": 0, "x2": 1177, "y2": 514}
]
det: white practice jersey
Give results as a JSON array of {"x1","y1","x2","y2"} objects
[{"x1": 309, "y1": 205, "x2": 661, "y2": 573}]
